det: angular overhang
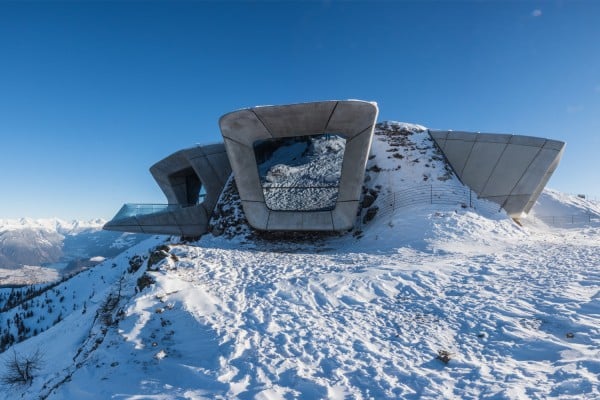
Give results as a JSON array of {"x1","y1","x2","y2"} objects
[
  {"x1": 219, "y1": 100, "x2": 378, "y2": 231},
  {"x1": 103, "y1": 143, "x2": 231, "y2": 236},
  {"x1": 429, "y1": 130, "x2": 566, "y2": 217}
]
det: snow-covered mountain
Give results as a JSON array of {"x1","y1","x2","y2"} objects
[
  {"x1": 0, "y1": 219, "x2": 149, "y2": 286},
  {"x1": 1, "y1": 123, "x2": 598, "y2": 399}
]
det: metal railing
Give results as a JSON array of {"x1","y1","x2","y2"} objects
[
  {"x1": 371, "y1": 183, "x2": 503, "y2": 221},
  {"x1": 529, "y1": 214, "x2": 600, "y2": 226},
  {"x1": 262, "y1": 185, "x2": 339, "y2": 189},
  {"x1": 368, "y1": 183, "x2": 600, "y2": 228},
  {"x1": 258, "y1": 182, "x2": 503, "y2": 216},
  {"x1": 262, "y1": 185, "x2": 340, "y2": 211}
]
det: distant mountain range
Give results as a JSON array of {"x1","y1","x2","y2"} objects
[{"x1": 0, "y1": 218, "x2": 149, "y2": 285}]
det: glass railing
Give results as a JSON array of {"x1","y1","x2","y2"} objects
[{"x1": 110, "y1": 203, "x2": 182, "y2": 221}]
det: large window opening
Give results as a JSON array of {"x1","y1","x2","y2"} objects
[
  {"x1": 168, "y1": 168, "x2": 205, "y2": 206},
  {"x1": 253, "y1": 134, "x2": 346, "y2": 211}
]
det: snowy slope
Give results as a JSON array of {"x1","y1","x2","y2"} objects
[
  {"x1": 530, "y1": 189, "x2": 600, "y2": 221},
  {"x1": 0, "y1": 218, "x2": 149, "y2": 286},
  {"x1": 1, "y1": 123, "x2": 599, "y2": 399}
]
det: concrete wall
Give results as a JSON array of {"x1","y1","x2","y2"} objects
[
  {"x1": 429, "y1": 130, "x2": 565, "y2": 217},
  {"x1": 104, "y1": 143, "x2": 231, "y2": 236},
  {"x1": 219, "y1": 100, "x2": 378, "y2": 231},
  {"x1": 150, "y1": 143, "x2": 231, "y2": 214},
  {"x1": 105, "y1": 102, "x2": 559, "y2": 235}
]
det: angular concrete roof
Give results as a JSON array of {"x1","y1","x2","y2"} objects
[
  {"x1": 150, "y1": 143, "x2": 231, "y2": 210},
  {"x1": 429, "y1": 130, "x2": 565, "y2": 217},
  {"x1": 219, "y1": 100, "x2": 378, "y2": 231},
  {"x1": 104, "y1": 143, "x2": 231, "y2": 236}
]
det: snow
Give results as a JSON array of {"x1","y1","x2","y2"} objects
[
  {"x1": 531, "y1": 189, "x2": 600, "y2": 219},
  {"x1": 0, "y1": 218, "x2": 149, "y2": 286},
  {"x1": 0, "y1": 122, "x2": 598, "y2": 399},
  {"x1": 0, "y1": 265, "x2": 60, "y2": 287},
  {"x1": 257, "y1": 135, "x2": 346, "y2": 211},
  {"x1": 0, "y1": 218, "x2": 105, "y2": 233}
]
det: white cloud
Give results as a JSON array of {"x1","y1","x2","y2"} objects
[{"x1": 532, "y1": 9, "x2": 542, "y2": 17}]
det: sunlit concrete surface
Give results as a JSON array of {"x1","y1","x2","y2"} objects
[
  {"x1": 429, "y1": 130, "x2": 565, "y2": 217},
  {"x1": 219, "y1": 100, "x2": 378, "y2": 231},
  {"x1": 104, "y1": 144, "x2": 231, "y2": 236}
]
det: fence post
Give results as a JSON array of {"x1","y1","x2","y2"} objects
[
  {"x1": 469, "y1": 190, "x2": 472, "y2": 208},
  {"x1": 430, "y1": 185, "x2": 433, "y2": 204}
]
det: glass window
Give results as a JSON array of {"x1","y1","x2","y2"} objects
[{"x1": 253, "y1": 134, "x2": 346, "y2": 211}]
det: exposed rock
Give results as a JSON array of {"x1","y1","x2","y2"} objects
[{"x1": 363, "y1": 206, "x2": 379, "y2": 224}]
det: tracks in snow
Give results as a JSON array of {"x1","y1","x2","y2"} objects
[{"x1": 154, "y1": 235, "x2": 599, "y2": 399}]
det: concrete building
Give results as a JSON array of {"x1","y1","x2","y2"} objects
[
  {"x1": 219, "y1": 100, "x2": 379, "y2": 231},
  {"x1": 103, "y1": 143, "x2": 231, "y2": 236},
  {"x1": 429, "y1": 130, "x2": 565, "y2": 217},
  {"x1": 104, "y1": 99, "x2": 565, "y2": 236}
]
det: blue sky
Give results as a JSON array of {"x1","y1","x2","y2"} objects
[{"x1": 1, "y1": 1, "x2": 599, "y2": 220}]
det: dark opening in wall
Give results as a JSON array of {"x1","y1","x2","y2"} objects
[
  {"x1": 168, "y1": 168, "x2": 205, "y2": 206},
  {"x1": 253, "y1": 134, "x2": 346, "y2": 211}
]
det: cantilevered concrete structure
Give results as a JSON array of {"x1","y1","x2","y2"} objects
[
  {"x1": 429, "y1": 130, "x2": 565, "y2": 217},
  {"x1": 104, "y1": 100, "x2": 565, "y2": 237},
  {"x1": 219, "y1": 100, "x2": 379, "y2": 231},
  {"x1": 104, "y1": 144, "x2": 231, "y2": 236}
]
